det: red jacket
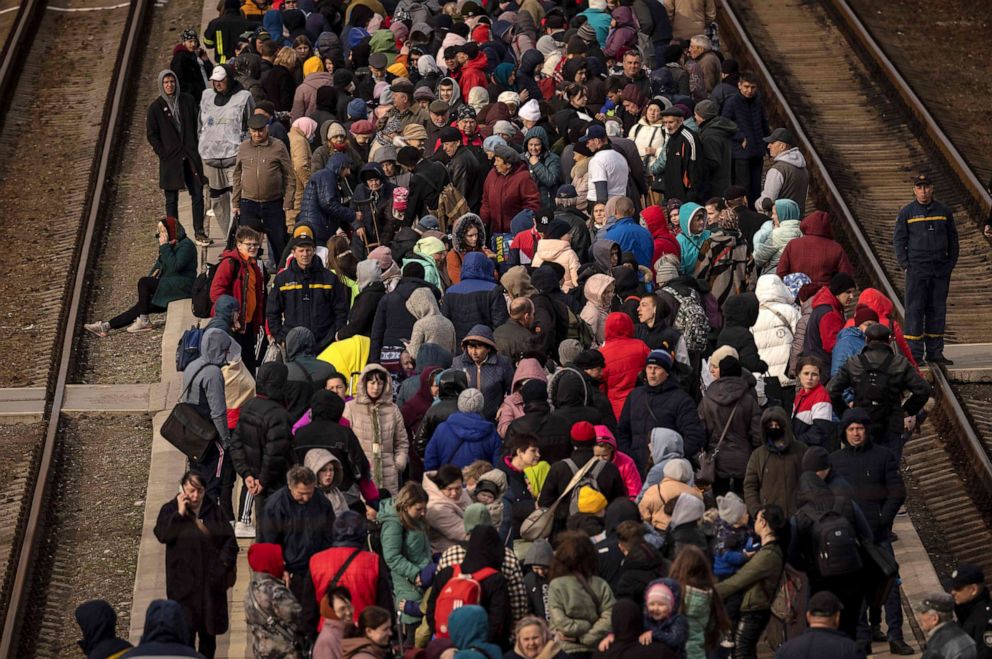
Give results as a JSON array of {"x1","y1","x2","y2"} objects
[
  {"x1": 776, "y1": 211, "x2": 853, "y2": 288},
  {"x1": 599, "y1": 312, "x2": 651, "y2": 421},
  {"x1": 843, "y1": 288, "x2": 919, "y2": 370},
  {"x1": 209, "y1": 248, "x2": 265, "y2": 328},
  {"x1": 480, "y1": 162, "x2": 541, "y2": 235},
  {"x1": 456, "y1": 53, "x2": 489, "y2": 101},
  {"x1": 805, "y1": 286, "x2": 845, "y2": 363},
  {"x1": 641, "y1": 204, "x2": 680, "y2": 271},
  {"x1": 310, "y1": 546, "x2": 385, "y2": 629}
]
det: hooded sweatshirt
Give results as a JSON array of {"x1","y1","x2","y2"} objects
[
  {"x1": 496, "y1": 358, "x2": 548, "y2": 437},
  {"x1": 182, "y1": 327, "x2": 232, "y2": 442},
  {"x1": 676, "y1": 202, "x2": 711, "y2": 275},
  {"x1": 130, "y1": 599, "x2": 200, "y2": 657},
  {"x1": 716, "y1": 293, "x2": 768, "y2": 374},
  {"x1": 599, "y1": 312, "x2": 651, "y2": 421},
  {"x1": 304, "y1": 448, "x2": 350, "y2": 513},
  {"x1": 75, "y1": 600, "x2": 132, "y2": 659},
  {"x1": 580, "y1": 274, "x2": 615, "y2": 345},
  {"x1": 408, "y1": 286, "x2": 458, "y2": 357},
  {"x1": 776, "y1": 210, "x2": 853, "y2": 287},
  {"x1": 638, "y1": 428, "x2": 688, "y2": 500},
  {"x1": 595, "y1": 425, "x2": 642, "y2": 498}
]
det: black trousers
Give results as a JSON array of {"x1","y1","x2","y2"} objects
[
  {"x1": 289, "y1": 570, "x2": 318, "y2": 641},
  {"x1": 196, "y1": 631, "x2": 216, "y2": 659},
  {"x1": 234, "y1": 324, "x2": 260, "y2": 376},
  {"x1": 809, "y1": 572, "x2": 864, "y2": 640},
  {"x1": 733, "y1": 609, "x2": 772, "y2": 659},
  {"x1": 109, "y1": 276, "x2": 166, "y2": 329},
  {"x1": 164, "y1": 159, "x2": 205, "y2": 235},
  {"x1": 733, "y1": 156, "x2": 764, "y2": 209}
]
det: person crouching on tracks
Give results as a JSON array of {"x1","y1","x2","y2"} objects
[
  {"x1": 84, "y1": 217, "x2": 195, "y2": 337},
  {"x1": 893, "y1": 173, "x2": 958, "y2": 366}
]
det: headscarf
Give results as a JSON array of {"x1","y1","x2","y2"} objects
[
  {"x1": 418, "y1": 54, "x2": 440, "y2": 76},
  {"x1": 460, "y1": 525, "x2": 503, "y2": 572},
  {"x1": 492, "y1": 62, "x2": 515, "y2": 90},
  {"x1": 292, "y1": 116, "x2": 318, "y2": 141}
]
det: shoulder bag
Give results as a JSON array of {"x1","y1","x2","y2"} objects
[
  {"x1": 160, "y1": 364, "x2": 218, "y2": 462},
  {"x1": 694, "y1": 403, "x2": 738, "y2": 485},
  {"x1": 520, "y1": 458, "x2": 599, "y2": 541}
]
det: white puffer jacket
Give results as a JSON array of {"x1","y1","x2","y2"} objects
[
  {"x1": 628, "y1": 119, "x2": 668, "y2": 170},
  {"x1": 753, "y1": 274, "x2": 801, "y2": 385}
]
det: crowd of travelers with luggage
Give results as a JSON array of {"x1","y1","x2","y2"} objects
[{"x1": 75, "y1": 0, "x2": 987, "y2": 658}]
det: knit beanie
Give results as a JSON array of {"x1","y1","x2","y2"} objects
[
  {"x1": 716, "y1": 493, "x2": 747, "y2": 525},
  {"x1": 347, "y1": 97, "x2": 368, "y2": 120},
  {"x1": 570, "y1": 420, "x2": 596, "y2": 444},
  {"x1": 719, "y1": 356, "x2": 743, "y2": 378},
  {"x1": 367, "y1": 246, "x2": 394, "y2": 272},
  {"x1": 645, "y1": 349, "x2": 674, "y2": 372},
  {"x1": 520, "y1": 379, "x2": 548, "y2": 405},
  {"x1": 463, "y1": 503, "x2": 492, "y2": 533},
  {"x1": 853, "y1": 304, "x2": 879, "y2": 326},
  {"x1": 829, "y1": 271, "x2": 856, "y2": 296},
  {"x1": 577, "y1": 487, "x2": 608, "y2": 514},
  {"x1": 801, "y1": 446, "x2": 830, "y2": 473},
  {"x1": 662, "y1": 458, "x2": 693, "y2": 483},
  {"x1": 646, "y1": 581, "x2": 675, "y2": 606},
  {"x1": 458, "y1": 388, "x2": 485, "y2": 414}
]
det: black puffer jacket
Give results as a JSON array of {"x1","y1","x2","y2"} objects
[
  {"x1": 505, "y1": 400, "x2": 573, "y2": 464},
  {"x1": 229, "y1": 363, "x2": 294, "y2": 490},
  {"x1": 415, "y1": 369, "x2": 468, "y2": 455},
  {"x1": 595, "y1": 498, "x2": 642, "y2": 590},
  {"x1": 617, "y1": 378, "x2": 707, "y2": 473},
  {"x1": 697, "y1": 375, "x2": 763, "y2": 480},
  {"x1": 293, "y1": 390, "x2": 371, "y2": 492},
  {"x1": 828, "y1": 408, "x2": 906, "y2": 542},
  {"x1": 284, "y1": 327, "x2": 337, "y2": 422},
  {"x1": 369, "y1": 276, "x2": 442, "y2": 362},
  {"x1": 550, "y1": 366, "x2": 617, "y2": 433},
  {"x1": 716, "y1": 293, "x2": 768, "y2": 374},
  {"x1": 530, "y1": 265, "x2": 570, "y2": 359}
]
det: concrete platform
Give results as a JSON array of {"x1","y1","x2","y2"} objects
[{"x1": 943, "y1": 343, "x2": 992, "y2": 382}]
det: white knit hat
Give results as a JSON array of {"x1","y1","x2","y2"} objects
[{"x1": 518, "y1": 99, "x2": 541, "y2": 121}]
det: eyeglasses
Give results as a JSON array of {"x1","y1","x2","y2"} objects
[{"x1": 239, "y1": 242, "x2": 260, "y2": 249}]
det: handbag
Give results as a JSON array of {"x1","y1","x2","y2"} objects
[
  {"x1": 861, "y1": 541, "x2": 898, "y2": 608},
  {"x1": 695, "y1": 403, "x2": 738, "y2": 485},
  {"x1": 520, "y1": 458, "x2": 600, "y2": 541},
  {"x1": 160, "y1": 364, "x2": 218, "y2": 462}
]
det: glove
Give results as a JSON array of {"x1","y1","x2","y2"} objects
[
  {"x1": 403, "y1": 599, "x2": 423, "y2": 617},
  {"x1": 419, "y1": 562, "x2": 437, "y2": 589}
]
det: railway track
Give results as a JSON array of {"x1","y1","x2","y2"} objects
[
  {"x1": 0, "y1": 0, "x2": 152, "y2": 654},
  {"x1": 717, "y1": 0, "x2": 992, "y2": 573}
]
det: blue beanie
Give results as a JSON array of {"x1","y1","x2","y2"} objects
[
  {"x1": 347, "y1": 98, "x2": 368, "y2": 120},
  {"x1": 510, "y1": 209, "x2": 535, "y2": 237},
  {"x1": 645, "y1": 349, "x2": 673, "y2": 372}
]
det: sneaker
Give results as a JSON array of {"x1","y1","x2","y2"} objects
[
  {"x1": 126, "y1": 317, "x2": 152, "y2": 333},
  {"x1": 889, "y1": 639, "x2": 916, "y2": 655},
  {"x1": 927, "y1": 355, "x2": 954, "y2": 366},
  {"x1": 194, "y1": 232, "x2": 214, "y2": 247},
  {"x1": 235, "y1": 522, "x2": 255, "y2": 538},
  {"x1": 84, "y1": 321, "x2": 110, "y2": 338}
]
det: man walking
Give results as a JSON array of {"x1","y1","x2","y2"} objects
[{"x1": 893, "y1": 174, "x2": 958, "y2": 366}]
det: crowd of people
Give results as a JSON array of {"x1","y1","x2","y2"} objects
[{"x1": 74, "y1": 0, "x2": 985, "y2": 658}]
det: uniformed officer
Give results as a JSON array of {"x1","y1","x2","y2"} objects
[
  {"x1": 893, "y1": 173, "x2": 958, "y2": 366},
  {"x1": 950, "y1": 563, "x2": 992, "y2": 659}
]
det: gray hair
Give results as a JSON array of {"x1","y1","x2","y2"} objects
[{"x1": 690, "y1": 35, "x2": 712, "y2": 51}]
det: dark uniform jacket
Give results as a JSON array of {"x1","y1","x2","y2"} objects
[
  {"x1": 956, "y1": 589, "x2": 992, "y2": 659},
  {"x1": 266, "y1": 257, "x2": 350, "y2": 349},
  {"x1": 773, "y1": 626, "x2": 862, "y2": 659},
  {"x1": 893, "y1": 198, "x2": 958, "y2": 268}
]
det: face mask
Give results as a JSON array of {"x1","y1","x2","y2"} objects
[{"x1": 765, "y1": 426, "x2": 785, "y2": 441}]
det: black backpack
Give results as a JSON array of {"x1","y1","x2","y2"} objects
[
  {"x1": 853, "y1": 352, "x2": 894, "y2": 427},
  {"x1": 190, "y1": 257, "x2": 239, "y2": 319},
  {"x1": 809, "y1": 500, "x2": 862, "y2": 577}
]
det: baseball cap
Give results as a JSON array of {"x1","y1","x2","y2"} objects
[
  {"x1": 763, "y1": 127, "x2": 795, "y2": 145},
  {"x1": 913, "y1": 173, "x2": 933, "y2": 186},
  {"x1": 209, "y1": 65, "x2": 227, "y2": 82},
  {"x1": 578, "y1": 124, "x2": 606, "y2": 143},
  {"x1": 914, "y1": 592, "x2": 955, "y2": 614}
]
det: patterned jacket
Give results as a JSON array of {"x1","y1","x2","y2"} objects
[
  {"x1": 437, "y1": 543, "x2": 528, "y2": 624},
  {"x1": 245, "y1": 572, "x2": 304, "y2": 659}
]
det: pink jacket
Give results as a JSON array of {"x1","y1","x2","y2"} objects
[{"x1": 594, "y1": 425, "x2": 642, "y2": 499}]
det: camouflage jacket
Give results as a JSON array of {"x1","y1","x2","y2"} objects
[{"x1": 245, "y1": 572, "x2": 304, "y2": 659}]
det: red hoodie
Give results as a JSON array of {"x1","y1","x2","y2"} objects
[
  {"x1": 776, "y1": 210, "x2": 853, "y2": 288},
  {"x1": 641, "y1": 205, "x2": 681, "y2": 273},
  {"x1": 843, "y1": 288, "x2": 919, "y2": 370},
  {"x1": 456, "y1": 53, "x2": 489, "y2": 101},
  {"x1": 599, "y1": 312, "x2": 651, "y2": 421}
]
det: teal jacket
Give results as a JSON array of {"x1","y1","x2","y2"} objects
[
  {"x1": 150, "y1": 221, "x2": 197, "y2": 308},
  {"x1": 378, "y1": 498, "x2": 432, "y2": 623}
]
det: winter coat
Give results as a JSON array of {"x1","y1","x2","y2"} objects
[
  {"x1": 894, "y1": 198, "x2": 958, "y2": 268},
  {"x1": 506, "y1": 400, "x2": 574, "y2": 465},
  {"x1": 714, "y1": 540, "x2": 784, "y2": 613},
  {"x1": 424, "y1": 411, "x2": 502, "y2": 470},
  {"x1": 153, "y1": 495, "x2": 238, "y2": 636},
  {"x1": 209, "y1": 248, "x2": 265, "y2": 328},
  {"x1": 629, "y1": 120, "x2": 668, "y2": 172},
  {"x1": 169, "y1": 45, "x2": 210, "y2": 102},
  {"x1": 639, "y1": 476, "x2": 703, "y2": 531},
  {"x1": 550, "y1": 367, "x2": 617, "y2": 436},
  {"x1": 639, "y1": 429, "x2": 688, "y2": 499},
  {"x1": 753, "y1": 274, "x2": 801, "y2": 385},
  {"x1": 480, "y1": 161, "x2": 541, "y2": 235},
  {"x1": 146, "y1": 74, "x2": 204, "y2": 191},
  {"x1": 439, "y1": 145, "x2": 485, "y2": 216},
  {"x1": 124, "y1": 599, "x2": 202, "y2": 657},
  {"x1": 533, "y1": 239, "x2": 582, "y2": 293},
  {"x1": 663, "y1": 126, "x2": 703, "y2": 203},
  {"x1": 343, "y1": 365, "x2": 409, "y2": 496},
  {"x1": 300, "y1": 153, "x2": 358, "y2": 243},
  {"x1": 261, "y1": 64, "x2": 296, "y2": 112},
  {"x1": 604, "y1": 216, "x2": 655, "y2": 270},
  {"x1": 791, "y1": 384, "x2": 836, "y2": 451},
  {"x1": 245, "y1": 571, "x2": 303, "y2": 659},
  {"x1": 614, "y1": 540, "x2": 665, "y2": 603},
  {"x1": 774, "y1": 627, "x2": 863, "y2": 659},
  {"x1": 149, "y1": 221, "x2": 197, "y2": 308},
  {"x1": 408, "y1": 287, "x2": 458, "y2": 357},
  {"x1": 604, "y1": 6, "x2": 639, "y2": 59},
  {"x1": 229, "y1": 364, "x2": 294, "y2": 491},
  {"x1": 698, "y1": 115, "x2": 738, "y2": 201},
  {"x1": 266, "y1": 256, "x2": 350, "y2": 349},
  {"x1": 753, "y1": 218, "x2": 802, "y2": 275},
  {"x1": 776, "y1": 211, "x2": 853, "y2": 288},
  {"x1": 717, "y1": 293, "x2": 768, "y2": 374},
  {"x1": 831, "y1": 326, "x2": 866, "y2": 380},
  {"x1": 594, "y1": 425, "x2": 642, "y2": 498},
  {"x1": 182, "y1": 328, "x2": 231, "y2": 443},
  {"x1": 232, "y1": 134, "x2": 294, "y2": 206},
  {"x1": 547, "y1": 575, "x2": 616, "y2": 655},
  {"x1": 441, "y1": 252, "x2": 509, "y2": 343},
  {"x1": 290, "y1": 71, "x2": 332, "y2": 122},
  {"x1": 676, "y1": 202, "x2": 712, "y2": 275},
  {"x1": 445, "y1": 214, "x2": 491, "y2": 286},
  {"x1": 285, "y1": 327, "x2": 337, "y2": 414},
  {"x1": 641, "y1": 206, "x2": 681, "y2": 275},
  {"x1": 843, "y1": 288, "x2": 919, "y2": 370},
  {"x1": 310, "y1": 544, "x2": 392, "y2": 628},
  {"x1": 618, "y1": 377, "x2": 707, "y2": 472},
  {"x1": 684, "y1": 585, "x2": 715, "y2": 659},
  {"x1": 496, "y1": 359, "x2": 548, "y2": 437},
  {"x1": 721, "y1": 91, "x2": 769, "y2": 160},
  {"x1": 538, "y1": 447, "x2": 628, "y2": 532},
  {"x1": 423, "y1": 471, "x2": 473, "y2": 554},
  {"x1": 803, "y1": 286, "x2": 845, "y2": 366},
  {"x1": 827, "y1": 341, "x2": 931, "y2": 442},
  {"x1": 599, "y1": 312, "x2": 651, "y2": 422},
  {"x1": 698, "y1": 375, "x2": 763, "y2": 480},
  {"x1": 693, "y1": 226, "x2": 749, "y2": 310},
  {"x1": 524, "y1": 127, "x2": 562, "y2": 207},
  {"x1": 258, "y1": 485, "x2": 335, "y2": 573},
  {"x1": 829, "y1": 415, "x2": 905, "y2": 541},
  {"x1": 450, "y1": 336, "x2": 515, "y2": 421},
  {"x1": 337, "y1": 275, "x2": 386, "y2": 342},
  {"x1": 369, "y1": 276, "x2": 442, "y2": 362},
  {"x1": 377, "y1": 498, "x2": 432, "y2": 624},
  {"x1": 493, "y1": 318, "x2": 537, "y2": 365},
  {"x1": 293, "y1": 390, "x2": 372, "y2": 494},
  {"x1": 742, "y1": 408, "x2": 808, "y2": 516},
  {"x1": 664, "y1": 0, "x2": 716, "y2": 40},
  {"x1": 288, "y1": 126, "x2": 313, "y2": 210},
  {"x1": 578, "y1": 273, "x2": 614, "y2": 345}
]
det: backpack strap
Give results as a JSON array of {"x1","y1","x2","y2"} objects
[
  {"x1": 470, "y1": 567, "x2": 499, "y2": 581},
  {"x1": 328, "y1": 548, "x2": 363, "y2": 592}
]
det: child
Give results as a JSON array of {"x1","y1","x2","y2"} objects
[
  {"x1": 473, "y1": 469, "x2": 506, "y2": 530},
  {"x1": 791, "y1": 355, "x2": 836, "y2": 450},
  {"x1": 461, "y1": 460, "x2": 493, "y2": 492},
  {"x1": 523, "y1": 539, "x2": 552, "y2": 620},
  {"x1": 614, "y1": 520, "x2": 664, "y2": 602},
  {"x1": 598, "y1": 577, "x2": 688, "y2": 653},
  {"x1": 712, "y1": 493, "x2": 755, "y2": 625}
]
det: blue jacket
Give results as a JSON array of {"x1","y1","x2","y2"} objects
[
  {"x1": 423, "y1": 411, "x2": 502, "y2": 470},
  {"x1": 579, "y1": 7, "x2": 612, "y2": 46},
  {"x1": 830, "y1": 326, "x2": 866, "y2": 398},
  {"x1": 441, "y1": 253, "x2": 509, "y2": 344},
  {"x1": 299, "y1": 153, "x2": 357, "y2": 243},
  {"x1": 721, "y1": 91, "x2": 769, "y2": 160},
  {"x1": 893, "y1": 198, "x2": 958, "y2": 268},
  {"x1": 604, "y1": 216, "x2": 654, "y2": 269}
]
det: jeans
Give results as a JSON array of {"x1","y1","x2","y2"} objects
[
  {"x1": 108, "y1": 276, "x2": 166, "y2": 329},
  {"x1": 733, "y1": 156, "x2": 764, "y2": 209},
  {"x1": 733, "y1": 610, "x2": 771, "y2": 659},
  {"x1": 164, "y1": 159, "x2": 205, "y2": 235},
  {"x1": 240, "y1": 199, "x2": 286, "y2": 267}
]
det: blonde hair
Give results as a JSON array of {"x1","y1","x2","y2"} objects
[
  {"x1": 462, "y1": 460, "x2": 493, "y2": 485},
  {"x1": 275, "y1": 46, "x2": 297, "y2": 69},
  {"x1": 394, "y1": 482, "x2": 428, "y2": 530},
  {"x1": 515, "y1": 616, "x2": 550, "y2": 644}
]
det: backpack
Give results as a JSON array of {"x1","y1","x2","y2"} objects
[
  {"x1": 175, "y1": 324, "x2": 204, "y2": 372},
  {"x1": 809, "y1": 500, "x2": 862, "y2": 577},
  {"x1": 190, "y1": 256, "x2": 239, "y2": 319},
  {"x1": 433, "y1": 564, "x2": 499, "y2": 638},
  {"x1": 566, "y1": 307, "x2": 596, "y2": 348},
  {"x1": 665, "y1": 286, "x2": 710, "y2": 352},
  {"x1": 853, "y1": 353, "x2": 895, "y2": 428},
  {"x1": 564, "y1": 457, "x2": 606, "y2": 516}
]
